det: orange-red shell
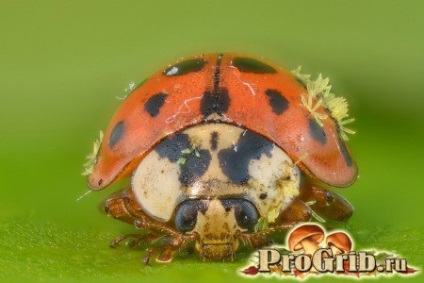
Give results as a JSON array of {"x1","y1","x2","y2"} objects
[{"x1": 87, "y1": 53, "x2": 357, "y2": 190}]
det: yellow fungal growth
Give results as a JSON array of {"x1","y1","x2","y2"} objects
[
  {"x1": 338, "y1": 118, "x2": 356, "y2": 141},
  {"x1": 265, "y1": 174, "x2": 299, "y2": 224},
  {"x1": 326, "y1": 96, "x2": 356, "y2": 140},
  {"x1": 307, "y1": 73, "x2": 331, "y2": 98},
  {"x1": 300, "y1": 94, "x2": 328, "y2": 127},
  {"x1": 266, "y1": 208, "x2": 280, "y2": 225},
  {"x1": 326, "y1": 96, "x2": 349, "y2": 121},
  {"x1": 291, "y1": 66, "x2": 311, "y2": 83},
  {"x1": 82, "y1": 131, "x2": 103, "y2": 176},
  {"x1": 291, "y1": 66, "x2": 356, "y2": 140}
]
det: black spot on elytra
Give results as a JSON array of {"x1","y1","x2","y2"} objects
[
  {"x1": 220, "y1": 199, "x2": 258, "y2": 231},
  {"x1": 163, "y1": 58, "x2": 207, "y2": 76},
  {"x1": 144, "y1": 93, "x2": 168, "y2": 117},
  {"x1": 210, "y1": 132, "x2": 219, "y2": 151},
  {"x1": 232, "y1": 57, "x2": 277, "y2": 74},
  {"x1": 213, "y1": 54, "x2": 223, "y2": 92},
  {"x1": 108, "y1": 121, "x2": 124, "y2": 148},
  {"x1": 155, "y1": 133, "x2": 211, "y2": 185},
  {"x1": 308, "y1": 119, "x2": 327, "y2": 145},
  {"x1": 265, "y1": 89, "x2": 289, "y2": 115},
  {"x1": 174, "y1": 200, "x2": 208, "y2": 232},
  {"x1": 200, "y1": 88, "x2": 231, "y2": 118},
  {"x1": 259, "y1": 193, "x2": 267, "y2": 200},
  {"x1": 218, "y1": 130, "x2": 273, "y2": 184},
  {"x1": 337, "y1": 135, "x2": 353, "y2": 166}
]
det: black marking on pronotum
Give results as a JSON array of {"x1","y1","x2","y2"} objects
[
  {"x1": 200, "y1": 88, "x2": 231, "y2": 118},
  {"x1": 109, "y1": 121, "x2": 125, "y2": 148},
  {"x1": 163, "y1": 58, "x2": 207, "y2": 76},
  {"x1": 155, "y1": 133, "x2": 191, "y2": 162},
  {"x1": 218, "y1": 130, "x2": 273, "y2": 184},
  {"x1": 210, "y1": 132, "x2": 219, "y2": 151},
  {"x1": 232, "y1": 57, "x2": 277, "y2": 74},
  {"x1": 308, "y1": 119, "x2": 327, "y2": 145},
  {"x1": 180, "y1": 149, "x2": 211, "y2": 185},
  {"x1": 265, "y1": 89, "x2": 289, "y2": 115},
  {"x1": 337, "y1": 135, "x2": 353, "y2": 166},
  {"x1": 155, "y1": 133, "x2": 211, "y2": 185},
  {"x1": 144, "y1": 93, "x2": 168, "y2": 117}
]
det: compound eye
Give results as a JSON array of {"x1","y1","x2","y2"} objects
[
  {"x1": 174, "y1": 200, "x2": 206, "y2": 233},
  {"x1": 221, "y1": 199, "x2": 259, "y2": 231}
]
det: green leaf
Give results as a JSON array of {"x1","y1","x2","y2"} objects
[{"x1": 0, "y1": 216, "x2": 423, "y2": 282}]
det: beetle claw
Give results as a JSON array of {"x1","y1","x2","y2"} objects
[
  {"x1": 143, "y1": 254, "x2": 152, "y2": 266},
  {"x1": 128, "y1": 239, "x2": 141, "y2": 248},
  {"x1": 157, "y1": 247, "x2": 176, "y2": 263},
  {"x1": 143, "y1": 245, "x2": 168, "y2": 265}
]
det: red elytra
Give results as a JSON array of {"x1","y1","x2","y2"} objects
[{"x1": 87, "y1": 53, "x2": 357, "y2": 190}]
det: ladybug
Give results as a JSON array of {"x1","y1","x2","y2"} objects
[{"x1": 83, "y1": 53, "x2": 357, "y2": 263}]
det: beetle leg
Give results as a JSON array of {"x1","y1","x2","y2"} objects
[
  {"x1": 109, "y1": 232, "x2": 160, "y2": 248},
  {"x1": 127, "y1": 233, "x2": 160, "y2": 247},
  {"x1": 156, "y1": 247, "x2": 177, "y2": 263},
  {"x1": 275, "y1": 198, "x2": 312, "y2": 224},
  {"x1": 144, "y1": 237, "x2": 180, "y2": 264},
  {"x1": 253, "y1": 224, "x2": 294, "y2": 235},
  {"x1": 134, "y1": 219, "x2": 183, "y2": 239},
  {"x1": 104, "y1": 191, "x2": 137, "y2": 224},
  {"x1": 143, "y1": 234, "x2": 198, "y2": 264},
  {"x1": 237, "y1": 232, "x2": 273, "y2": 248},
  {"x1": 143, "y1": 246, "x2": 170, "y2": 265},
  {"x1": 104, "y1": 188, "x2": 198, "y2": 263},
  {"x1": 237, "y1": 223, "x2": 293, "y2": 249},
  {"x1": 299, "y1": 185, "x2": 353, "y2": 221},
  {"x1": 104, "y1": 189, "x2": 181, "y2": 246}
]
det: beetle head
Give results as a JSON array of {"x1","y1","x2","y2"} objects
[{"x1": 174, "y1": 198, "x2": 258, "y2": 261}]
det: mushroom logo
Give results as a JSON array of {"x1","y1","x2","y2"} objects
[
  {"x1": 242, "y1": 223, "x2": 418, "y2": 278},
  {"x1": 288, "y1": 224, "x2": 353, "y2": 257},
  {"x1": 326, "y1": 232, "x2": 353, "y2": 255}
]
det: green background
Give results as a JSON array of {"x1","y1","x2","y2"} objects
[{"x1": 1, "y1": 0, "x2": 423, "y2": 282}]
